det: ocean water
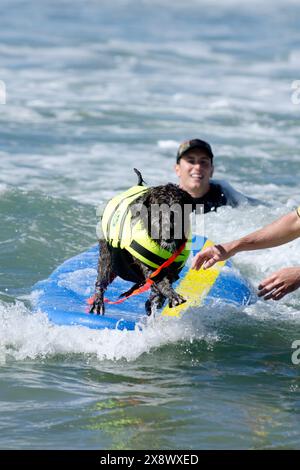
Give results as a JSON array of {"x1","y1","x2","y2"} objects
[{"x1": 1, "y1": 0, "x2": 300, "y2": 450}]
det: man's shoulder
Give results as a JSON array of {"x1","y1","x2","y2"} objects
[
  {"x1": 207, "y1": 181, "x2": 227, "y2": 204},
  {"x1": 211, "y1": 179, "x2": 263, "y2": 207},
  {"x1": 209, "y1": 181, "x2": 226, "y2": 196},
  {"x1": 191, "y1": 182, "x2": 227, "y2": 213}
]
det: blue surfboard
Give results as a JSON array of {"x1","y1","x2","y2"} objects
[{"x1": 32, "y1": 235, "x2": 257, "y2": 331}]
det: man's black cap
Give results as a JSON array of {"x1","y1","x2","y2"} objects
[{"x1": 176, "y1": 139, "x2": 214, "y2": 163}]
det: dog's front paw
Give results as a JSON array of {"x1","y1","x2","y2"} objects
[
  {"x1": 169, "y1": 293, "x2": 186, "y2": 308},
  {"x1": 89, "y1": 295, "x2": 105, "y2": 315}
]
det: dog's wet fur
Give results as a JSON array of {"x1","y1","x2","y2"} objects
[{"x1": 90, "y1": 169, "x2": 193, "y2": 316}]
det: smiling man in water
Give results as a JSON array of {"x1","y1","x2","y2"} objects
[{"x1": 175, "y1": 138, "x2": 256, "y2": 213}]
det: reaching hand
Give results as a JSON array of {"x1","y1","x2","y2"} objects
[
  {"x1": 192, "y1": 243, "x2": 234, "y2": 270},
  {"x1": 258, "y1": 267, "x2": 300, "y2": 300}
]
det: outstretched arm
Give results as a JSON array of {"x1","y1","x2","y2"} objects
[{"x1": 192, "y1": 208, "x2": 300, "y2": 270}]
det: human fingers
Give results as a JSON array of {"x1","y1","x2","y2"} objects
[
  {"x1": 258, "y1": 274, "x2": 277, "y2": 292},
  {"x1": 192, "y1": 247, "x2": 216, "y2": 270},
  {"x1": 258, "y1": 275, "x2": 283, "y2": 296},
  {"x1": 191, "y1": 254, "x2": 205, "y2": 270},
  {"x1": 271, "y1": 286, "x2": 288, "y2": 300},
  {"x1": 202, "y1": 256, "x2": 220, "y2": 270},
  {"x1": 191, "y1": 248, "x2": 215, "y2": 270},
  {"x1": 258, "y1": 282, "x2": 284, "y2": 298},
  {"x1": 263, "y1": 282, "x2": 290, "y2": 300}
]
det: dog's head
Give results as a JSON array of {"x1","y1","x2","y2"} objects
[{"x1": 132, "y1": 183, "x2": 193, "y2": 250}]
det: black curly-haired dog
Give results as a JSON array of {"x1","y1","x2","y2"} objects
[{"x1": 90, "y1": 169, "x2": 193, "y2": 316}]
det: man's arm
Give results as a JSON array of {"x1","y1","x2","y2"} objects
[{"x1": 192, "y1": 208, "x2": 300, "y2": 270}]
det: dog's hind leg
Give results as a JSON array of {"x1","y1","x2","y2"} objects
[
  {"x1": 138, "y1": 265, "x2": 186, "y2": 315},
  {"x1": 90, "y1": 240, "x2": 116, "y2": 315},
  {"x1": 145, "y1": 285, "x2": 166, "y2": 316}
]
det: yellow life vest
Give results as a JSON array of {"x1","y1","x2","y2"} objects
[
  {"x1": 297, "y1": 206, "x2": 300, "y2": 218},
  {"x1": 101, "y1": 185, "x2": 191, "y2": 269}
]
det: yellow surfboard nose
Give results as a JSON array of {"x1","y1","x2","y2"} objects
[{"x1": 161, "y1": 240, "x2": 226, "y2": 318}]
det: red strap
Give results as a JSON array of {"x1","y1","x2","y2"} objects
[
  {"x1": 87, "y1": 241, "x2": 186, "y2": 307},
  {"x1": 148, "y1": 241, "x2": 186, "y2": 279}
]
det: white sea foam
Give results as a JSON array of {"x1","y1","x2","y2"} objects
[
  {"x1": 157, "y1": 140, "x2": 178, "y2": 150},
  {"x1": 0, "y1": 299, "x2": 219, "y2": 364},
  {"x1": 0, "y1": 183, "x2": 8, "y2": 194},
  {"x1": 57, "y1": 269, "x2": 96, "y2": 297}
]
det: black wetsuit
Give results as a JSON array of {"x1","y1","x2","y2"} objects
[{"x1": 191, "y1": 182, "x2": 229, "y2": 214}]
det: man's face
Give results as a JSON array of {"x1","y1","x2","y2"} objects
[{"x1": 175, "y1": 149, "x2": 214, "y2": 196}]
